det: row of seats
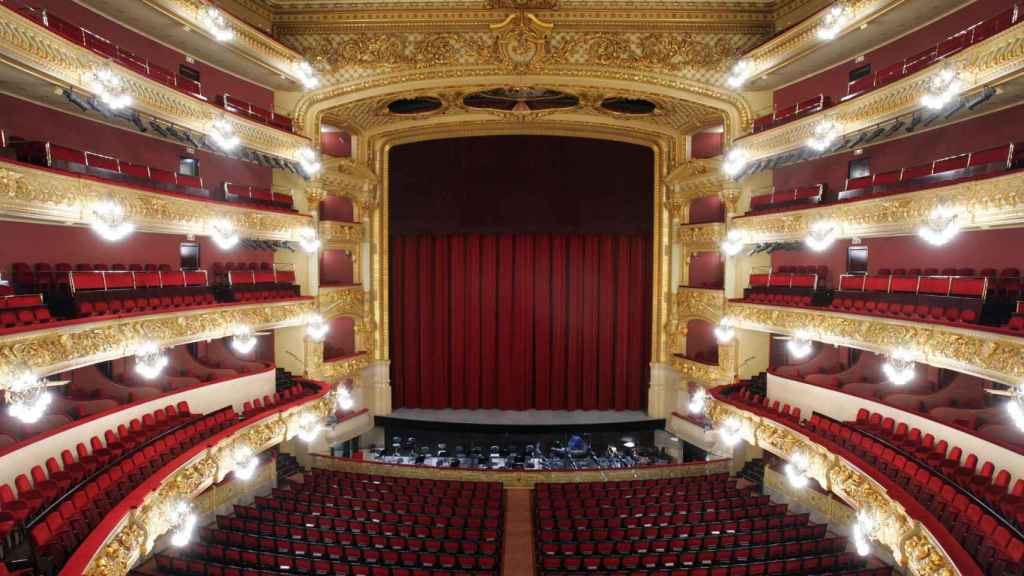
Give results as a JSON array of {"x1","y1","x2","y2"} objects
[
  {"x1": 219, "y1": 95, "x2": 294, "y2": 134},
  {"x1": 157, "y1": 554, "x2": 493, "y2": 576},
  {"x1": 242, "y1": 386, "x2": 314, "y2": 419},
  {"x1": 538, "y1": 510, "x2": 797, "y2": 542},
  {"x1": 748, "y1": 185, "x2": 823, "y2": 213},
  {"x1": 730, "y1": 391, "x2": 801, "y2": 424},
  {"x1": 69, "y1": 269, "x2": 216, "y2": 318},
  {"x1": 0, "y1": 294, "x2": 52, "y2": 330},
  {"x1": 749, "y1": 5, "x2": 1021, "y2": 135},
  {"x1": 264, "y1": 486, "x2": 499, "y2": 517},
  {"x1": 224, "y1": 183, "x2": 295, "y2": 211}
]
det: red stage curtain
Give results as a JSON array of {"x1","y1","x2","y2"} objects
[{"x1": 390, "y1": 234, "x2": 651, "y2": 411}]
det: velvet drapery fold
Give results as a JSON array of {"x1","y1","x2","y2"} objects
[{"x1": 389, "y1": 234, "x2": 651, "y2": 411}]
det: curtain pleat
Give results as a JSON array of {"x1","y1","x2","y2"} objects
[{"x1": 390, "y1": 234, "x2": 650, "y2": 411}]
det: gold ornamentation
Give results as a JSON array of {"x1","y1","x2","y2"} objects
[
  {"x1": 675, "y1": 287, "x2": 725, "y2": 324},
  {"x1": 310, "y1": 351, "x2": 372, "y2": 382},
  {"x1": 319, "y1": 220, "x2": 365, "y2": 247},
  {"x1": 490, "y1": 12, "x2": 555, "y2": 72},
  {"x1": 677, "y1": 222, "x2": 725, "y2": 247},
  {"x1": 670, "y1": 348, "x2": 734, "y2": 385},
  {"x1": 319, "y1": 285, "x2": 366, "y2": 319},
  {"x1": 317, "y1": 161, "x2": 379, "y2": 214},
  {"x1": 0, "y1": 300, "x2": 316, "y2": 382},
  {"x1": 487, "y1": 0, "x2": 558, "y2": 8},
  {"x1": 554, "y1": 33, "x2": 739, "y2": 73}
]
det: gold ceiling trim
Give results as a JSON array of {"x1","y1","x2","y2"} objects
[
  {"x1": 735, "y1": 23, "x2": 1024, "y2": 162},
  {"x1": 708, "y1": 398, "x2": 958, "y2": 576},
  {"x1": 0, "y1": 7, "x2": 310, "y2": 160},
  {"x1": 81, "y1": 392, "x2": 334, "y2": 576},
  {"x1": 0, "y1": 162, "x2": 311, "y2": 242},
  {"x1": 727, "y1": 301, "x2": 1024, "y2": 387},
  {"x1": 729, "y1": 169, "x2": 1024, "y2": 243},
  {"x1": 0, "y1": 300, "x2": 316, "y2": 383}
]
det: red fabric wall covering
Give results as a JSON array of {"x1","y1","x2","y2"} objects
[
  {"x1": 390, "y1": 234, "x2": 652, "y2": 411},
  {"x1": 772, "y1": 103, "x2": 1024, "y2": 193},
  {"x1": 687, "y1": 196, "x2": 726, "y2": 225},
  {"x1": 319, "y1": 196, "x2": 355, "y2": 222},
  {"x1": 0, "y1": 94, "x2": 273, "y2": 189},
  {"x1": 685, "y1": 319, "x2": 718, "y2": 361},
  {"x1": 691, "y1": 132, "x2": 724, "y2": 159},
  {"x1": 321, "y1": 131, "x2": 352, "y2": 158},
  {"x1": 26, "y1": 0, "x2": 273, "y2": 109},
  {"x1": 774, "y1": 0, "x2": 1012, "y2": 106},
  {"x1": 687, "y1": 251, "x2": 724, "y2": 289},
  {"x1": 324, "y1": 316, "x2": 356, "y2": 360},
  {"x1": 319, "y1": 249, "x2": 355, "y2": 285}
]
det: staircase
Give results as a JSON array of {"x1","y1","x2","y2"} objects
[
  {"x1": 276, "y1": 451, "x2": 302, "y2": 479},
  {"x1": 738, "y1": 457, "x2": 766, "y2": 489}
]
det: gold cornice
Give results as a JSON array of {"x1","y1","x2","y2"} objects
[
  {"x1": 0, "y1": 7, "x2": 309, "y2": 160},
  {"x1": 735, "y1": 22, "x2": 1024, "y2": 163},
  {"x1": 0, "y1": 162, "x2": 311, "y2": 241},
  {"x1": 318, "y1": 285, "x2": 366, "y2": 319},
  {"x1": 0, "y1": 300, "x2": 316, "y2": 382},
  {"x1": 727, "y1": 301, "x2": 1024, "y2": 387},
  {"x1": 708, "y1": 397, "x2": 958, "y2": 576},
  {"x1": 676, "y1": 221, "x2": 725, "y2": 247},
  {"x1": 729, "y1": 169, "x2": 1024, "y2": 243},
  {"x1": 319, "y1": 220, "x2": 365, "y2": 248},
  {"x1": 80, "y1": 391, "x2": 333, "y2": 576}
]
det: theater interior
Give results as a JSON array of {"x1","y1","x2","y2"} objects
[{"x1": 0, "y1": 0, "x2": 1022, "y2": 575}]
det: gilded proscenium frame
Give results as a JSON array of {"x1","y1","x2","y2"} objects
[
  {"x1": 727, "y1": 300, "x2": 1024, "y2": 387},
  {"x1": 0, "y1": 162, "x2": 312, "y2": 241},
  {"x1": 76, "y1": 391, "x2": 334, "y2": 576},
  {"x1": 734, "y1": 20, "x2": 1024, "y2": 164},
  {"x1": 310, "y1": 453, "x2": 730, "y2": 489},
  {"x1": 0, "y1": 6, "x2": 310, "y2": 160},
  {"x1": 0, "y1": 299, "x2": 316, "y2": 382},
  {"x1": 707, "y1": 398, "x2": 958, "y2": 576},
  {"x1": 665, "y1": 157, "x2": 736, "y2": 223},
  {"x1": 729, "y1": 169, "x2": 1024, "y2": 243}
]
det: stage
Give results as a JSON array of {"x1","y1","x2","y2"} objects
[{"x1": 382, "y1": 409, "x2": 659, "y2": 431}]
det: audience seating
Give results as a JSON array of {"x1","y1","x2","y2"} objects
[
  {"x1": 224, "y1": 183, "x2": 295, "y2": 211},
  {"x1": 214, "y1": 264, "x2": 299, "y2": 303},
  {"x1": 0, "y1": 294, "x2": 52, "y2": 330},
  {"x1": 241, "y1": 386, "x2": 312, "y2": 419},
  {"x1": 743, "y1": 267, "x2": 825, "y2": 306},
  {"x1": 68, "y1": 269, "x2": 215, "y2": 318},
  {"x1": 219, "y1": 95, "x2": 294, "y2": 133},
  {"x1": 748, "y1": 185, "x2": 824, "y2": 213},
  {"x1": 828, "y1": 271, "x2": 987, "y2": 324},
  {"x1": 751, "y1": 95, "x2": 830, "y2": 134}
]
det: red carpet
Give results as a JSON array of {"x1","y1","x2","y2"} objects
[{"x1": 502, "y1": 488, "x2": 536, "y2": 576}]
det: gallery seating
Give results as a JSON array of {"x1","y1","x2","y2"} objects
[
  {"x1": 216, "y1": 265, "x2": 299, "y2": 303},
  {"x1": 0, "y1": 294, "x2": 52, "y2": 330},
  {"x1": 744, "y1": 266, "x2": 824, "y2": 305},
  {"x1": 223, "y1": 183, "x2": 295, "y2": 211},
  {"x1": 219, "y1": 95, "x2": 294, "y2": 133},
  {"x1": 751, "y1": 95, "x2": 830, "y2": 134},
  {"x1": 748, "y1": 185, "x2": 824, "y2": 213},
  {"x1": 829, "y1": 271, "x2": 988, "y2": 324}
]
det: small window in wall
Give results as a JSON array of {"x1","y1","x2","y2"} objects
[
  {"x1": 180, "y1": 241, "x2": 200, "y2": 270},
  {"x1": 848, "y1": 157, "x2": 871, "y2": 179},
  {"x1": 849, "y1": 64, "x2": 872, "y2": 83},
  {"x1": 179, "y1": 65, "x2": 201, "y2": 83},
  {"x1": 179, "y1": 155, "x2": 199, "y2": 176},
  {"x1": 847, "y1": 245, "x2": 868, "y2": 274}
]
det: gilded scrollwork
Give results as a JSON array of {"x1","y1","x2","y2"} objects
[
  {"x1": 319, "y1": 220, "x2": 365, "y2": 246},
  {"x1": 675, "y1": 287, "x2": 725, "y2": 324},
  {"x1": 319, "y1": 285, "x2": 367, "y2": 319}
]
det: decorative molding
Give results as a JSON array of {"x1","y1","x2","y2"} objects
[
  {"x1": 318, "y1": 285, "x2": 367, "y2": 319},
  {"x1": 0, "y1": 6, "x2": 309, "y2": 160},
  {"x1": 729, "y1": 170, "x2": 1024, "y2": 243},
  {"x1": 0, "y1": 300, "x2": 317, "y2": 382},
  {"x1": 676, "y1": 221, "x2": 725, "y2": 247},
  {"x1": 79, "y1": 389, "x2": 333, "y2": 576},
  {"x1": 319, "y1": 220, "x2": 365, "y2": 248},
  {"x1": 675, "y1": 287, "x2": 726, "y2": 324},
  {"x1": 670, "y1": 351, "x2": 735, "y2": 385},
  {"x1": 316, "y1": 160, "x2": 379, "y2": 213},
  {"x1": 708, "y1": 397, "x2": 958, "y2": 576},
  {"x1": 735, "y1": 21, "x2": 1024, "y2": 163},
  {"x1": 0, "y1": 162, "x2": 311, "y2": 241},
  {"x1": 310, "y1": 351, "x2": 372, "y2": 382},
  {"x1": 727, "y1": 301, "x2": 1024, "y2": 387}
]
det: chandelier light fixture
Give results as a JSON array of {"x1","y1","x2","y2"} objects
[
  {"x1": 297, "y1": 412, "x2": 324, "y2": 443},
  {"x1": 851, "y1": 508, "x2": 878, "y2": 557},
  {"x1": 209, "y1": 115, "x2": 241, "y2": 152},
  {"x1": 722, "y1": 148, "x2": 749, "y2": 178},
  {"x1": 134, "y1": 341, "x2": 169, "y2": 380},
  {"x1": 786, "y1": 331, "x2": 813, "y2": 359},
  {"x1": 297, "y1": 147, "x2": 322, "y2": 176},
  {"x1": 90, "y1": 200, "x2": 135, "y2": 242},
  {"x1": 298, "y1": 227, "x2": 321, "y2": 253},
  {"x1": 1006, "y1": 390, "x2": 1024, "y2": 432},
  {"x1": 806, "y1": 117, "x2": 841, "y2": 152},
  {"x1": 306, "y1": 314, "x2": 329, "y2": 341},
  {"x1": 921, "y1": 65, "x2": 963, "y2": 111},
  {"x1": 231, "y1": 326, "x2": 259, "y2": 354},
  {"x1": 804, "y1": 221, "x2": 838, "y2": 252},
  {"x1": 720, "y1": 230, "x2": 745, "y2": 257},
  {"x1": 784, "y1": 452, "x2": 810, "y2": 489},
  {"x1": 199, "y1": 6, "x2": 234, "y2": 43},
  {"x1": 169, "y1": 501, "x2": 198, "y2": 547},
  {"x1": 296, "y1": 61, "x2": 321, "y2": 90},
  {"x1": 817, "y1": 2, "x2": 852, "y2": 41},
  {"x1": 718, "y1": 418, "x2": 744, "y2": 447},
  {"x1": 6, "y1": 368, "x2": 54, "y2": 424},
  {"x1": 882, "y1": 348, "x2": 916, "y2": 386},
  {"x1": 85, "y1": 66, "x2": 133, "y2": 110},
  {"x1": 917, "y1": 204, "x2": 961, "y2": 246},
  {"x1": 210, "y1": 219, "x2": 240, "y2": 250},
  {"x1": 232, "y1": 444, "x2": 259, "y2": 480},
  {"x1": 726, "y1": 59, "x2": 753, "y2": 89},
  {"x1": 713, "y1": 317, "x2": 736, "y2": 344},
  {"x1": 688, "y1": 387, "x2": 708, "y2": 415},
  {"x1": 336, "y1": 385, "x2": 355, "y2": 411}
]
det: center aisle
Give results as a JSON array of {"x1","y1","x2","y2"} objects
[{"x1": 502, "y1": 488, "x2": 536, "y2": 576}]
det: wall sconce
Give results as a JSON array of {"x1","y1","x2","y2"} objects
[
  {"x1": 786, "y1": 331, "x2": 813, "y2": 359},
  {"x1": 806, "y1": 117, "x2": 841, "y2": 152},
  {"x1": 298, "y1": 227, "x2": 321, "y2": 253},
  {"x1": 784, "y1": 452, "x2": 810, "y2": 489},
  {"x1": 210, "y1": 219, "x2": 240, "y2": 250},
  {"x1": 720, "y1": 230, "x2": 745, "y2": 256},
  {"x1": 917, "y1": 204, "x2": 960, "y2": 246},
  {"x1": 306, "y1": 314, "x2": 329, "y2": 341},
  {"x1": 851, "y1": 508, "x2": 878, "y2": 556},
  {"x1": 713, "y1": 317, "x2": 736, "y2": 344},
  {"x1": 718, "y1": 417, "x2": 743, "y2": 446},
  {"x1": 722, "y1": 148, "x2": 749, "y2": 178},
  {"x1": 336, "y1": 385, "x2": 355, "y2": 411},
  {"x1": 921, "y1": 65, "x2": 963, "y2": 111},
  {"x1": 882, "y1": 348, "x2": 916, "y2": 386},
  {"x1": 90, "y1": 200, "x2": 135, "y2": 242},
  {"x1": 134, "y1": 341, "x2": 168, "y2": 380},
  {"x1": 232, "y1": 444, "x2": 259, "y2": 480},
  {"x1": 688, "y1": 387, "x2": 708, "y2": 415},
  {"x1": 85, "y1": 66, "x2": 133, "y2": 110},
  {"x1": 231, "y1": 326, "x2": 259, "y2": 354},
  {"x1": 297, "y1": 412, "x2": 324, "y2": 443},
  {"x1": 168, "y1": 501, "x2": 198, "y2": 546},
  {"x1": 297, "y1": 147, "x2": 322, "y2": 176},
  {"x1": 209, "y1": 115, "x2": 241, "y2": 152},
  {"x1": 199, "y1": 6, "x2": 234, "y2": 42},
  {"x1": 804, "y1": 221, "x2": 837, "y2": 252},
  {"x1": 727, "y1": 59, "x2": 753, "y2": 89}
]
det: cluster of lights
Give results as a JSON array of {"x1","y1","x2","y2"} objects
[
  {"x1": 306, "y1": 314, "x2": 329, "y2": 341},
  {"x1": 784, "y1": 452, "x2": 810, "y2": 489},
  {"x1": 720, "y1": 230, "x2": 745, "y2": 257},
  {"x1": 817, "y1": 2, "x2": 852, "y2": 41},
  {"x1": 688, "y1": 387, "x2": 708, "y2": 415},
  {"x1": 297, "y1": 147, "x2": 322, "y2": 177},
  {"x1": 296, "y1": 61, "x2": 321, "y2": 90},
  {"x1": 713, "y1": 317, "x2": 736, "y2": 344},
  {"x1": 851, "y1": 508, "x2": 878, "y2": 557},
  {"x1": 199, "y1": 6, "x2": 235, "y2": 43},
  {"x1": 231, "y1": 326, "x2": 259, "y2": 354},
  {"x1": 726, "y1": 59, "x2": 753, "y2": 89},
  {"x1": 297, "y1": 412, "x2": 324, "y2": 443},
  {"x1": 232, "y1": 444, "x2": 259, "y2": 480},
  {"x1": 169, "y1": 501, "x2": 198, "y2": 547},
  {"x1": 921, "y1": 65, "x2": 963, "y2": 111},
  {"x1": 722, "y1": 148, "x2": 749, "y2": 178},
  {"x1": 85, "y1": 66, "x2": 133, "y2": 110},
  {"x1": 917, "y1": 204, "x2": 960, "y2": 246},
  {"x1": 1007, "y1": 391, "x2": 1024, "y2": 432},
  {"x1": 336, "y1": 385, "x2": 355, "y2": 411},
  {"x1": 6, "y1": 369, "x2": 53, "y2": 424},
  {"x1": 298, "y1": 227, "x2": 322, "y2": 253},
  {"x1": 134, "y1": 341, "x2": 169, "y2": 380},
  {"x1": 90, "y1": 200, "x2": 135, "y2": 242},
  {"x1": 804, "y1": 221, "x2": 837, "y2": 252},
  {"x1": 786, "y1": 331, "x2": 813, "y2": 359},
  {"x1": 806, "y1": 117, "x2": 841, "y2": 152},
  {"x1": 210, "y1": 219, "x2": 240, "y2": 250},
  {"x1": 209, "y1": 116, "x2": 241, "y2": 152},
  {"x1": 882, "y1": 348, "x2": 916, "y2": 386},
  {"x1": 718, "y1": 418, "x2": 743, "y2": 447}
]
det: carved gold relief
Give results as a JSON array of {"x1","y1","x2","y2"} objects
[
  {"x1": 675, "y1": 287, "x2": 725, "y2": 324},
  {"x1": 319, "y1": 220, "x2": 365, "y2": 247},
  {"x1": 310, "y1": 351, "x2": 372, "y2": 382},
  {"x1": 319, "y1": 285, "x2": 367, "y2": 319}
]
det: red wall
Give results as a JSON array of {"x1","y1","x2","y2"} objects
[
  {"x1": 685, "y1": 319, "x2": 718, "y2": 362},
  {"x1": 319, "y1": 250, "x2": 355, "y2": 285},
  {"x1": 691, "y1": 132, "x2": 724, "y2": 159},
  {"x1": 321, "y1": 131, "x2": 352, "y2": 158},
  {"x1": 688, "y1": 196, "x2": 725, "y2": 224},
  {"x1": 319, "y1": 196, "x2": 355, "y2": 222},
  {"x1": 774, "y1": 0, "x2": 1012, "y2": 106},
  {"x1": 27, "y1": 0, "x2": 273, "y2": 109},
  {"x1": 772, "y1": 103, "x2": 1024, "y2": 193},
  {"x1": 0, "y1": 94, "x2": 272, "y2": 190},
  {"x1": 324, "y1": 316, "x2": 356, "y2": 360},
  {"x1": 688, "y1": 251, "x2": 724, "y2": 289}
]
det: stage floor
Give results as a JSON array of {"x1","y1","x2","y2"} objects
[{"x1": 388, "y1": 409, "x2": 652, "y2": 426}]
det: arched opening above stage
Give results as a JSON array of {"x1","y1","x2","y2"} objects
[{"x1": 387, "y1": 136, "x2": 655, "y2": 412}]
